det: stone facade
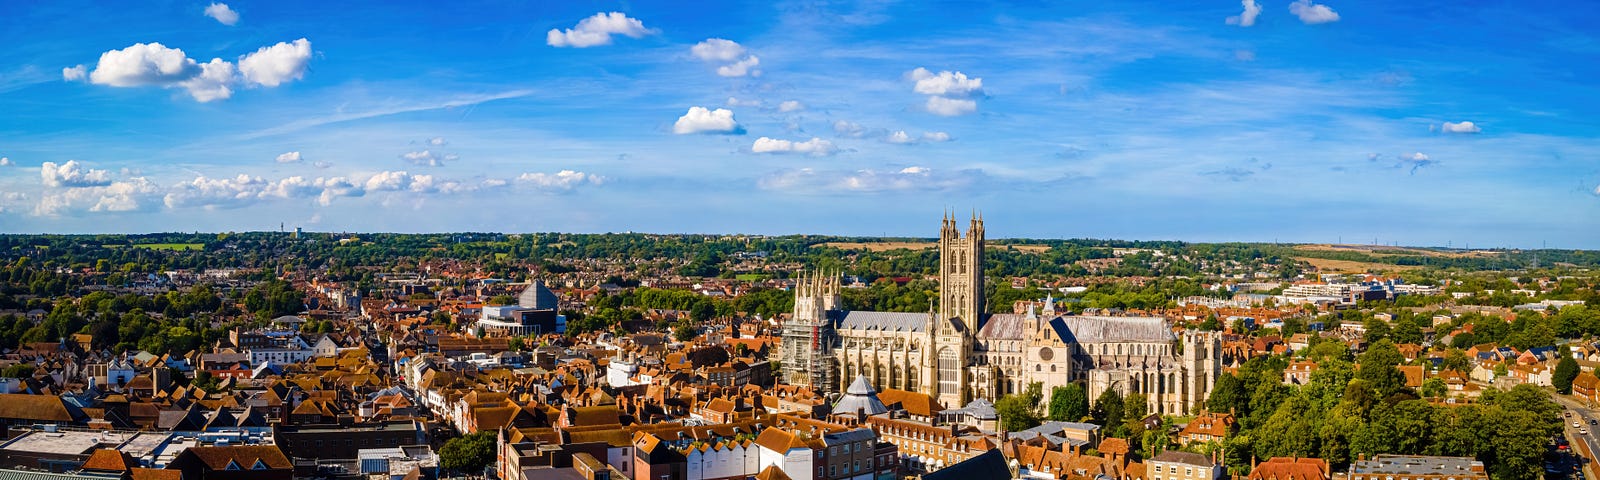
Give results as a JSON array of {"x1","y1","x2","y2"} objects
[{"x1": 780, "y1": 214, "x2": 1223, "y2": 415}]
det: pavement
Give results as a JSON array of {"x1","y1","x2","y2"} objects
[{"x1": 1555, "y1": 394, "x2": 1600, "y2": 479}]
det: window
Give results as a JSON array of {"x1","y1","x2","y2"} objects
[{"x1": 854, "y1": 460, "x2": 861, "y2": 472}]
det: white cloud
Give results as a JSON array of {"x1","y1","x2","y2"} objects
[
  {"x1": 1399, "y1": 152, "x2": 1436, "y2": 174},
  {"x1": 164, "y1": 174, "x2": 268, "y2": 209},
  {"x1": 922, "y1": 132, "x2": 952, "y2": 142},
  {"x1": 62, "y1": 65, "x2": 86, "y2": 81},
  {"x1": 0, "y1": 157, "x2": 11, "y2": 167},
  {"x1": 925, "y1": 96, "x2": 977, "y2": 116},
  {"x1": 758, "y1": 166, "x2": 975, "y2": 193},
  {"x1": 35, "y1": 177, "x2": 160, "y2": 216},
  {"x1": 691, "y1": 38, "x2": 746, "y2": 62},
  {"x1": 1227, "y1": 0, "x2": 1262, "y2": 26},
  {"x1": 908, "y1": 68, "x2": 984, "y2": 97},
  {"x1": 908, "y1": 67, "x2": 983, "y2": 116},
  {"x1": 40, "y1": 160, "x2": 112, "y2": 187},
  {"x1": 726, "y1": 97, "x2": 762, "y2": 107},
  {"x1": 691, "y1": 38, "x2": 761, "y2": 77},
  {"x1": 429, "y1": 137, "x2": 447, "y2": 146},
  {"x1": 82, "y1": 39, "x2": 309, "y2": 101},
  {"x1": 180, "y1": 58, "x2": 237, "y2": 102},
  {"x1": 751, "y1": 137, "x2": 837, "y2": 156},
  {"x1": 204, "y1": 2, "x2": 239, "y2": 26},
  {"x1": 89, "y1": 43, "x2": 199, "y2": 87},
  {"x1": 275, "y1": 151, "x2": 303, "y2": 163},
  {"x1": 517, "y1": 170, "x2": 605, "y2": 190},
  {"x1": 673, "y1": 107, "x2": 742, "y2": 134},
  {"x1": 1289, "y1": 0, "x2": 1340, "y2": 24},
  {"x1": 717, "y1": 55, "x2": 761, "y2": 77},
  {"x1": 401, "y1": 150, "x2": 457, "y2": 167},
  {"x1": 1594, "y1": 185, "x2": 1600, "y2": 196},
  {"x1": 238, "y1": 38, "x2": 311, "y2": 87},
  {"x1": 1441, "y1": 121, "x2": 1482, "y2": 134},
  {"x1": 547, "y1": 12, "x2": 653, "y2": 48},
  {"x1": 778, "y1": 100, "x2": 805, "y2": 113}
]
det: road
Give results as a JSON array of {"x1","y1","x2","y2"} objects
[{"x1": 1555, "y1": 395, "x2": 1599, "y2": 480}]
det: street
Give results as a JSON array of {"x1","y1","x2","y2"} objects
[{"x1": 1554, "y1": 395, "x2": 1600, "y2": 480}]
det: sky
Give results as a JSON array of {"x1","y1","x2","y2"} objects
[{"x1": 1, "y1": 0, "x2": 1598, "y2": 248}]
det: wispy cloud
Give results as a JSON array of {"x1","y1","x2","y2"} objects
[{"x1": 240, "y1": 89, "x2": 534, "y2": 139}]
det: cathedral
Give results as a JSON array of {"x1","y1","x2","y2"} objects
[{"x1": 779, "y1": 213, "x2": 1223, "y2": 416}]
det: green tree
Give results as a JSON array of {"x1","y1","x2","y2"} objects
[
  {"x1": 487, "y1": 295, "x2": 517, "y2": 306},
  {"x1": 1440, "y1": 348, "x2": 1472, "y2": 373},
  {"x1": 1208, "y1": 373, "x2": 1246, "y2": 414},
  {"x1": 1420, "y1": 377, "x2": 1446, "y2": 398},
  {"x1": 1093, "y1": 388, "x2": 1126, "y2": 437},
  {"x1": 439, "y1": 431, "x2": 496, "y2": 474},
  {"x1": 1363, "y1": 318, "x2": 1392, "y2": 343},
  {"x1": 1356, "y1": 339, "x2": 1408, "y2": 398},
  {"x1": 1048, "y1": 383, "x2": 1090, "y2": 421},
  {"x1": 997, "y1": 384, "x2": 1044, "y2": 432},
  {"x1": 1392, "y1": 319, "x2": 1422, "y2": 345},
  {"x1": 673, "y1": 322, "x2": 697, "y2": 342},
  {"x1": 1554, "y1": 351, "x2": 1579, "y2": 395}
]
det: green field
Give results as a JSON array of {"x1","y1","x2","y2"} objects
[
  {"x1": 132, "y1": 243, "x2": 205, "y2": 251},
  {"x1": 735, "y1": 273, "x2": 771, "y2": 281}
]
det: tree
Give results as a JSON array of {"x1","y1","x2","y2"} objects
[
  {"x1": 1208, "y1": 373, "x2": 1246, "y2": 414},
  {"x1": 992, "y1": 390, "x2": 1043, "y2": 432},
  {"x1": 1392, "y1": 319, "x2": 1422, "y2": 345},
  {"x1": 487, "y1": 295, "x2": 517, "y2": 306},
  {"x1": 439, "y1": 431, "x2": 496, "y2": 474},
  {"x1": 1092, "y1": 388, "x2": 1126, "y2": 437},
  {"x1": 1420, "y1": 377, "x2": 1446, "y2": 398},
  {"x1": 1198, "y1": 313, "x2": 1221, "y2": 331},
  {"x1": 1441, "y1": 348, "x2": 1472, "y2": 373},
  {"x1": 1363, "y1": 318, "x2": 1392, "y2": 343},
  {"x1": 1049, "y1": 383, "x2": 1090, "y2": 421},
  {"x1": 673, "y1": 322, "x2": 697, "y2": 342},
  {"x1": 1356, "y1": 340, "x2": 1408, "y2": 398},
  {"x1": 1555, "y1": 351, "x2": 1580, "y2": 395}
]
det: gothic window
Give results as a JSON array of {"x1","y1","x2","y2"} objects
[{"x1": 938, "y1": 348, "x2": 960, "y2": 395}]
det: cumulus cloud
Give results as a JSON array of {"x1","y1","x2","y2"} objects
[
  {"x1": 401, "y1": 150, "x2": 457, "y2": 167},
  {"x1": 908, "y1": 68, "x2": 984, "y2": 97},
  {"x1": 758, "y1": 166, "x2": 977, "y2": 193},
  {"x1": 691, "y1": 38, "x2": 746, "y2": 62},
  {"x1": 1227, "y1": 0, "x2": 1262, "y2": 26},
  {"x1": 275, "y1": 151, "x2": 302, "y2": 163},
  {"x1": 1289, "y1": 0, "x2": 1340, "y2": 24},
  {"x1": 35, "y1": 177, "x2": 161, "y2": 215},
  {"x1": 428, "y1": 137, "x2": 447, "y2": 146},
  {"x1": 41, "y1": 160, "x2": 112, "y2": 187},
  {"x1": 62, "y1": 65, "x2": 87, "y2": 81},
  {"x1": 1594, "y1": 185, "x2": 1600, "y2": 196},
  {"x1": 517, "y1": 170, "x2": 605, "y2": 191},
  {"x1": 80, "y1": 39, "x2": 311, "y2": 101},
  {"x1": 925, "y1": 96, "x2": 977, "y2": 116},
  {"x1": 673, "y1": 107, "x2": 743, "y2": 134},
  {"x1": 908, "y1": 67, "x2": 983, "y2": 116},
  {"x1": 751, "y1": 137, "x2": 837, "y2": 156},
  {"x1": 778, "y1": 100, "x2": 805, "y2": 113},
  {"x1": 0, "y1": 157, "x2": 11, "y2": 167},
  {"x1": 690, "y1": 38, "x2": 762, "y2": 77},
  {"x1": 238, "y1": 38, "x2": 312, "y2": 87},
  {"x1": 89, "y1": 43, "x2": 200, "y2": 87},
  {"x1": 547, "y1": 12, "x2": 654, "y2": 48},
  {"x1": 717, "y1": 55, "x2": 761, "y2": 77},
  {"x1": 204, "y1": 2, "x2": 239, "y2": 25},
  {"x1": 1440, "y1": 121, "x2": 1481, "y2": 134}
]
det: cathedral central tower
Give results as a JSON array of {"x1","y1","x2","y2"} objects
[{"x1": 937, "y1": 212, "x2": 985, "y2": 326}]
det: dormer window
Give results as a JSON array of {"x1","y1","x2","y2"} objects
[
  {"x1": 252, "y1": 459, "x2": 269, "y2": 470},
  {"x1": 225, "y1": 460, "x2": 242, "y2": 470}
]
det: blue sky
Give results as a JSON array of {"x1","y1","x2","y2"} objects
[{"x1": 1, "y1": 0, "x2": 1598, "y2": 248}]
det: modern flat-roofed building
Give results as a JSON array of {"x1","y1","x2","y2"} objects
[{"x1": 1348, "y1": 454, "x2": 1489, "y2": 480}]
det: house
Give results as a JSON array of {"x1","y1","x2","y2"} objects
[
  {"x1": 1149, "y1": 451, "x2": 1223, "y2": 480},
  {"x1": 1247, "y1": 457, "x2": 1329, "y2": 480},
  {"x1": 1575, "y1": 372, "x2": 1600, "y2": 403},
  {"x1": 1178, "y1": 413, "x2": 1235, "y2": 446},
  {"x1": 1283, "y1": 361, "x2": 1318, "y2": 385},
  {"x1": 1348, "y1": 454, "x2": 1489, "y2": 480},
  {"x1": 166, "y1": 445, "x2": 293, "y2": 480}
]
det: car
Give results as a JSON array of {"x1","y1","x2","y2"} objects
[
  {"x1": 1582, "y1": 428, "x2": 1589, "y2": 435},
  {"x1": 1589, "y1": 419, "x2": 1596, "y2": 426}
]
